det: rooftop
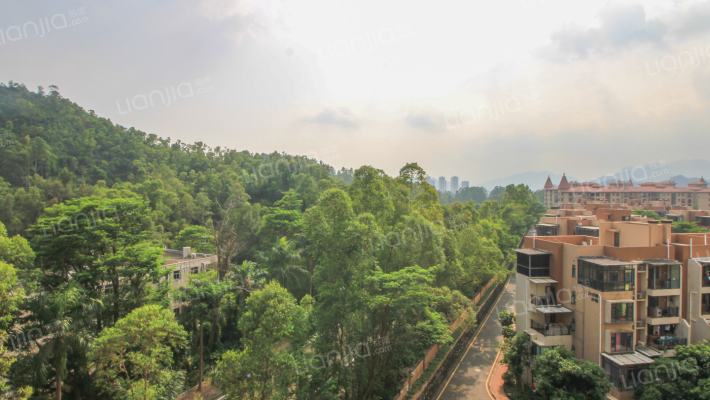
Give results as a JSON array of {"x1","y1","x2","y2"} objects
[
  {"x1": 644, "y1": 259, "x2": 681, "y2": 265},
  {"x1": 602, "y1": 352, "x2": 655, "y2": 366},
  {"x1": 578, "y1": 256, "x2": 641, "y2": 266},
  {"x1": 516, "y1": 248, "x2": 552, "y2": 256}
]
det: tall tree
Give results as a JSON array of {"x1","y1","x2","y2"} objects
[
  {"x1": 89, "y1": 305, "x2": 188, "y2": 400},
  {"x1": 0, "y1": 261, "x2": 32, "y2": 400},
  {"x1": 26, "y1": 282, "x2": 102, "y2": 400},
  {"x1": 258, "y1": 237, "x2": 307, "y2": 294},
  {"x1": 532, "y1": 346, "x2": 611, "y2": 400},
  {"x1": 211, "y1": 184, "x2": 261, "y2": 280},
  {"x1": 635, "y1": 342, "x2": 710, "y2": 400},
  {"x1": 214, "y1": 281, "x2": 306, "y2": 400}
]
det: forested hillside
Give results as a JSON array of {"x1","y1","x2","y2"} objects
[{"x1": 0, "y1": 82, "x2": 545, "y2": 400}]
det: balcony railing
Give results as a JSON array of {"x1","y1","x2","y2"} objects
[
  {"x1": 530, "y1": 320, "x2": 571, "y2": 336},
  {"x1": 647, "y1": 306, "x2": 679, "y2": 318},
  {"x1": 648, "y1": 336, "x2": 687, "y2": 351},
  {"x1": 531, "y1": 294, "x2": 556, "y2": 307},
  {"x1": 649, "y1": 279, "x2": 680, "y2": 290}
]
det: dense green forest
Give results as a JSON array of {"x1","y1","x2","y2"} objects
[{"x1": 0, "y1": 82, "x2": 545, "y2": 400}]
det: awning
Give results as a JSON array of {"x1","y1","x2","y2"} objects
[
  {"x1": 535, "y1": 306, "x2": 573, "y2": 314},
  {"x1": 636, "y1": 345, "x2": 662, "y2": 358},
  {"x1": 602, "y1": 352, "x2": 654, "y2": 366},
  {"x1": 529, "y1": 278, "x2": 558, "y2": 284}
]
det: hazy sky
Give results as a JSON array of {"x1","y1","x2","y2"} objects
[{"x1": 2, "y1": 0, "x2": 710, "y2": 185}]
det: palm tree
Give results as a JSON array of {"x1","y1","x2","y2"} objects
[
  {"x1": 257, "y1": 237, "x2": 307, "y2": 293},
  {"x1": 27, "y1": 282, "x2": 102, "y2": 400}
]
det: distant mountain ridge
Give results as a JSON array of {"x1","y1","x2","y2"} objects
[
  {"x1": 478, "y1": 171, "x2": 579, "y2": 192},
  {"x1": 589, "y1": 159, "x2": 710, "y2": 186},
  {"x1": 476, "y1": 159, "x2": 710, "y2": 192}
]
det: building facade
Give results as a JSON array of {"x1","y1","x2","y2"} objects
[
  {"x1": 516, "y1": 214, "x2": 710, "y2": 400},
  {"x1": 542, "y1": 175, "x2": 710, "y2": 210},
  {"x1": 451, "y1": 176, "x2": 459, "y2": 193}
]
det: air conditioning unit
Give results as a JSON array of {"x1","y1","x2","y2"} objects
[
  {"x1": 637, "y1": 341, "x2": 646, "y2": 347},
  {"x1": 654, "y1": 307, "x2": 663, "y2": 317},
  {"x1": 636, "y1": 320, "x2": 644, "y2": 328},
  {"x1": 636, "y1": 292, "x2": 646, "y2": 300}
]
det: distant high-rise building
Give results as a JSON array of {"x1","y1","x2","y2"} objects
[
  {"x1": 425, "y1": 175, "x2": 435, "y2": 189},
  {"x1": 461, "y1": 181, "x2": 469, "y2": 189},
  {"x1": 451, "y1": 176, "x2": 459, "y2": 193},
  {"x1": 438, "y1": 176, "x2": 446, "y2": 192}
]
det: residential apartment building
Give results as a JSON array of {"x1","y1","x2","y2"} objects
[
  {"x1": 162, "y1": 247, "x2": 218, "y2": 313},
  {"x1": 461, "y1": 181, "x2": 469, "y2": 189},
  {"x1": 516, "y1": 215, "x2": 710, "y2": 400},
  {"x1": 451, "y1": 176, "x2": 459, "y2": 193},
  {"x1": 438, "y1": 176, "x2": 447, "y2": 193},
  {"x1": 542, "y1": 175, "x2": 710, "y2": 210}
]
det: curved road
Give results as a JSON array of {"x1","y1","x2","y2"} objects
[{"x1": 435, "y1": 273, "x2": 517, "y2": 400}]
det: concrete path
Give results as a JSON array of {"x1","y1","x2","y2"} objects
[{"x1": 435, "y1": 273, "x2": 517, "y2": 400}]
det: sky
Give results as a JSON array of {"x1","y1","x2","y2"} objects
[{"x1": 1, "y1": 0, "x2": 710, "y2": 185}]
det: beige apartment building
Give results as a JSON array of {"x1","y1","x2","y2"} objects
[
  {"x1": 516, "y1": 214, "x2": 710, "y2": 400},
  {"x1": 161, "y1": 247, "x2": 218, "y2": 313},
  {"x1": 542, "y1": 175, "x2": 710, "y2": 210}
]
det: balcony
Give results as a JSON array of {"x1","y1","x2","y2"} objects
[
  {"x1": 646, "y1": 262, "x2": 681, "y2": 296},
  {"x1": 646, "y1": 306, "x2": 680, "y2": 325},
  {"x1": 530, "y1": 320, "x2": 571, "y2": 336},
  {"x1": 647, "y1": 336, "x2": 687, "y2": 351},
  {"x1": 531, "y1": 294, "x2": 556, "y2": 307},
  {"x1": 516, "y1": 249, "x2": 551, "y2": 277}
]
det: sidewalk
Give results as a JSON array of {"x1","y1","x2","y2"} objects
[
  {"x1": 436, "y1": 274, "x2": 517, "y2": 400},
  {"x1": 487, "y1": 349, "x2": 509, "y2": 400}
]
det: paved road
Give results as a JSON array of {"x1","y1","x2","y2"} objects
[{"x1": 436, "y1": 273, "x2": 517, "y2": 400}]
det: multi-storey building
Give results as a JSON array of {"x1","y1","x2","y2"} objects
[
  {"x1": 542, "y1": 175, "x2": 710, "y2": 210},
  {"x1": 516, "y1": 215, "x2": 710, "y2": 400},
  {"x1": 451, "y1": 176, "x2": 459, "y2": 193},
  {"x1": 461, "y1": 181, "x2": 469, "y2": 189},
  {"x1": 162, "y1": 248, "x2": 218, "y2": 313},
  {"x1": 439, "y1": 176, "x2": 447, "y2": 193}
]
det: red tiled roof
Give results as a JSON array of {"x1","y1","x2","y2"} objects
[
  {"x1": 544, "y1": 176, "x2": 554, "y2": 189},
  {"x1": 558, "y1": 173, "x2": 570, "y2": 190}
]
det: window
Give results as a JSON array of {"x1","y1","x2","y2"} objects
[
  {"x1": 173, "y1": 270, "x2": 181, "y2": 280},
  {"x1": 614, "y1": 232, "x2": 620, "y2": 247},
  {"x1": 610, "y1": 332, "x2": 633, "y2": 353},
  {"x1": 610, "y1": 303, "x2": 634, "y2": 323},
  {"x1": 578, "y1": 259, "x2": 634, "y2": 292},
  {"x1": 531, "y1": 343, "x2": 553, "y2": 356},
  {"x1": 571, "y1": 318, "x2": 576, "y2": 331},
  {"x1": 702, "y1": 293, "x2": 710, "y2": 315},
  {"x1": 191, "y1": 266, "x2": 199, "y2": 274},
  {"x1": 516, "y1": 252, "x2": 550, "y2": 277},
  {"x1": 571, "y1": 292, "x2": 576, "y2": 305},
  {"x1": 572, "y1": 265, "x2": 576, "y2": 277}
]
